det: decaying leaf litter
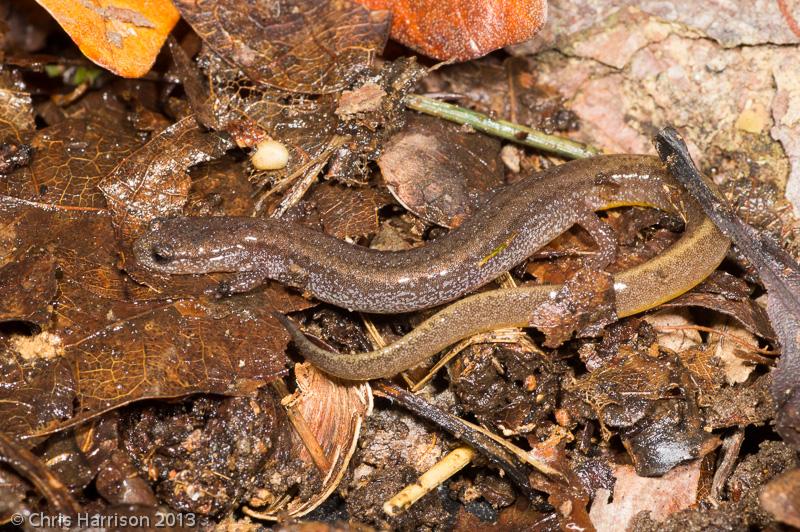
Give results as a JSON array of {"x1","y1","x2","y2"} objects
[{"x1": 1, "y1": 0, "x2": 800, "y2": 529}]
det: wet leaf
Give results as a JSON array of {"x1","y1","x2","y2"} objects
[
  {"x1": 186, "y1": 158, "x2": 258, "y2": 217},
  {"x1": 71, "y1": 295, "x2": 289, "y2": 414},
  {"x1": 570, "y1": 341, "x2": 715, "y2": 473},
  {"x1": 379, "y1": 114, "x2": 503, "y2": 228},
  {"x1": 0, "y1": 70, "x2": 34, "y2": 145},
  {"x1": 589, "y1": 461, "x2": 703, "y2": 531},
  {"x1": 0, "y1": 246, "x2": 57, "y2": 327},
  {"x1": 34, "y1": 0, "x2": 179, "y2": 77},
  {"x1": 663, "y1": 271, "x2": 776, "y2": 341},
  {"x1": 245, "y1": 364, "x2": 372, "y2": 519},
  {"x1": 309, "y1": 182, "x2": 388, "y2": 239},
  {"x1": 201, "y1": 50, "x2": 339, "y2": 195},
  {"x1": 175, "y1": 0, "x2": 390, "y2": 94},
  {"x1": 0, "y1": 339, "x2": 76, "y2": 440},
  {"x1": 620, "y1": 399, "x2": 718, "y2": 477},
  {"x1": 759, "y1": 467, "x2": 800, "y2": 528},
  {"x1": 530, "y1": 269, "x2": 617, "y2": 347},
  {"x1": 0, "y1": 195, "x2": 300, "y2": 437},
  {"x1": 1, "y1": 100, "x2": 141, "y2": 208},
  {"x1": 355, "y1": 0, "x2": 547, "y2": 61},
  {"x1": 99, "y1": 115, "x2": 233, "y2": 239}
]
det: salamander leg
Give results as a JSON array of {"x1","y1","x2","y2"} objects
[
  {"x1": 576, "y1": 211, "x2": 617, "y2": 270},
  {"x1": 214, "y1": 271, "x2": 266, "y2": 297}
]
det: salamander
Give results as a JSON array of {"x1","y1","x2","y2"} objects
[
  {"x1": 134, "y1": 155, "x2": 727, "y2": 318},
  {"x1": 273, "y1": 156, "x2": 732, "y2": 379}
]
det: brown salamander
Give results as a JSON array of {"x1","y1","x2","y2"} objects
[
  {"x1": 272, "y1": 156, "x2": 732, "y2": 379},
  {"x1": 135, "y1": 155, "x2": 727, "y2": 318}
]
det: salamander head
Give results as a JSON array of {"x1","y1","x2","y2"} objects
[{"x1": 133, "y1": 217, "x2": 260, "y2": 274}]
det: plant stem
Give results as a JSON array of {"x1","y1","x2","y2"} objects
[{"x1": 405, "y1": 94, "x2": 600, "y2": 159}]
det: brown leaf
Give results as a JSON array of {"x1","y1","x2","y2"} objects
[
  {"x1": 1, "y1": 103, "x2": 141, "y2": 208},
  {"x1": 379, "y1": 114, "x2": 503, "y2": 228},
  {"x1": 71, "y1": 294, "x2": 289, "y2": 415},
  {"x1": 570, "y1": 341, "x2": 714, "y2": 474},
  {"x1": 175, "y1": 0, "x2": 390, "y2": 93},
  {"x1": 34, "y1": 0, "x2": 179, "y2": 77},
  {"x1": 355, "y1": 0, "x2": 546, "y2": 61},
  {"x1": 0, "y1": 246, "x2": 57, "y2": 327},
  {"x1": 0, "y1": 71, "x2": 34, "y2": 144},
  {"x1": 310, "y1": 182, "x2": 388, "y2": 239},
  {"x1": 0, "y1": 339, "x2": 76, "y2": 440},
  {"x1": 530, "y1": 269, "x2": 617, "y2": 347},
  {"x1": 0, "y1": 195, "x2": 300, "y2": 436},
  {"x1": 186, "y1": 159, "x2": 258, "y2": 217},
  {"x1": 99, "y1": 116, "x2": 233, "y2": 239},
  {"x1": 759, "y1": 467, "x2": 800, "y2": 528},
  {"x1": 246, "y1": 363, "x2": 372, "y2": 519},
  {"x1": 589, "y1": 461, "x2": 703, "y2": 531},
  {"x1": 201, "y1": 50, "x2": 339, "y2": 195},
  {"x1": 663, "y1": 271, "x2": 776, "y2": 341}
]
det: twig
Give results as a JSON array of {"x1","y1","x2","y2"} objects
[
  {"x1": 410, "y1": 328, "x2": 538, "y2": 392},
  {"x1": 271, "y1": 379, "x2": 331, "y2": 474},
  {"x1": 654, "y1": 325, "x2": 780, "y2": 356},
  {"x1": 374, "y1": 380, "x2": 562, "y2": 499},
  {"x1": 256, "y1": 135, "x2": 347, "y2": 217},
  {"x1": 405, "y1": 94, "x2": 600, "y2": 160},
  {"x1": 710, "y1": 429, "x2": 744, "y2": 507},
  {"x1": 0, "y1": 432, "x2": 81, "y2": 515},
  {"x1": 384, "y1": 446, "x2": 475, "y2": 516}
]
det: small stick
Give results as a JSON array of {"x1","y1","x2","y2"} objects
[
  {"x1": 271, "y1": 379, "x2": 331, "y2": 474},
  {"x1": 410, "y1": 328, "x2": 535, "y2": 392},
  {"x1": 405, "y1": 94, "x2": 600, "y2": 160},
  {"x1": 654, "y1": 325, "x2": 780, "y2": 355},
  {"x1": 383, "y1": 445, "x2": 475, "y2": 516}
]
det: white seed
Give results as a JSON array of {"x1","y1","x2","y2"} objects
[{"x1": 251, "y1": 138, "x2": 289, "y2": 170}]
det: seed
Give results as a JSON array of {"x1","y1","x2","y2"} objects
[{"x1": 251, "y1": 138, "x2": 289, "y2": 170}]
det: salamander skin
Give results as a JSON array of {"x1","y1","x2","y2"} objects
[
  {"x1": 134, "y1": 155, "x2": 727, "y2": 316},
  {"x1": 272, "y1": 156, "x2": 732, "y2": 380}
]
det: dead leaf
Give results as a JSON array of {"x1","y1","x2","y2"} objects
[
  {"x1": 175, "y1": 0, "x2": 390, "y2": 93},
  {"x1": 379, "y1": 114, "x2": 503, "y2": 228},
  {"x1": 355, "y1": 0, "x2": 547, "y2": 61},
  {"x1": 0, "y1": 70, "x2": 34, "y2": 144},
  {"x1": 200, "y1": 49, "x2": 339, "y2": 195},
  {"x1": 1, "y1": 101, "x2": 141, "y2": 208},
  {"x1": 759, "y1": 467, "x2": 800, "y2": 528},
  {"x1": 34, "y1": 0, "x2": 179, "y2": 77},
  {"x1": 0, "y1": 195, "x2": 303, "y2": 437},
  {"x1": 245, "y1": 363, "x2": 372, "y2": 519},
  {"x1": 663, "y1": 271, "x2": 776, "y2": 341},
  {"x1": 531, "y1": 269, "x2": 617, "y2": 347},
  {"x1": 70, "y1": 295, "x2": 290, "y2": 415},
  {"x1": 645, "y1": 309, "x2": 702, "y2": 353},
  {"x1": 99, "y1": 115, "x2": 233, "y2": 239},
  {"x1": 589, "y1": 461, "x2": 703, "y2": 531},
  {"x1": 708, "y1": 317, "x2": 759, "y2": 385},
  {"x1": 309, "y1": 182, "x2": 388, "y2": 239},
  {"x1": 0, "y1": 338, "x2": 76, "y2": 440}
]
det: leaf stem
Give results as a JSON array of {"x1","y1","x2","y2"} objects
[{"x1": 405, "y1": 94, "x2": 600, "y2": 159}]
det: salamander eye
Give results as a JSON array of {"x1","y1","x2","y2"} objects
[{"x1": 150, "y1": 242, "x2": 175, "y2": 263}]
